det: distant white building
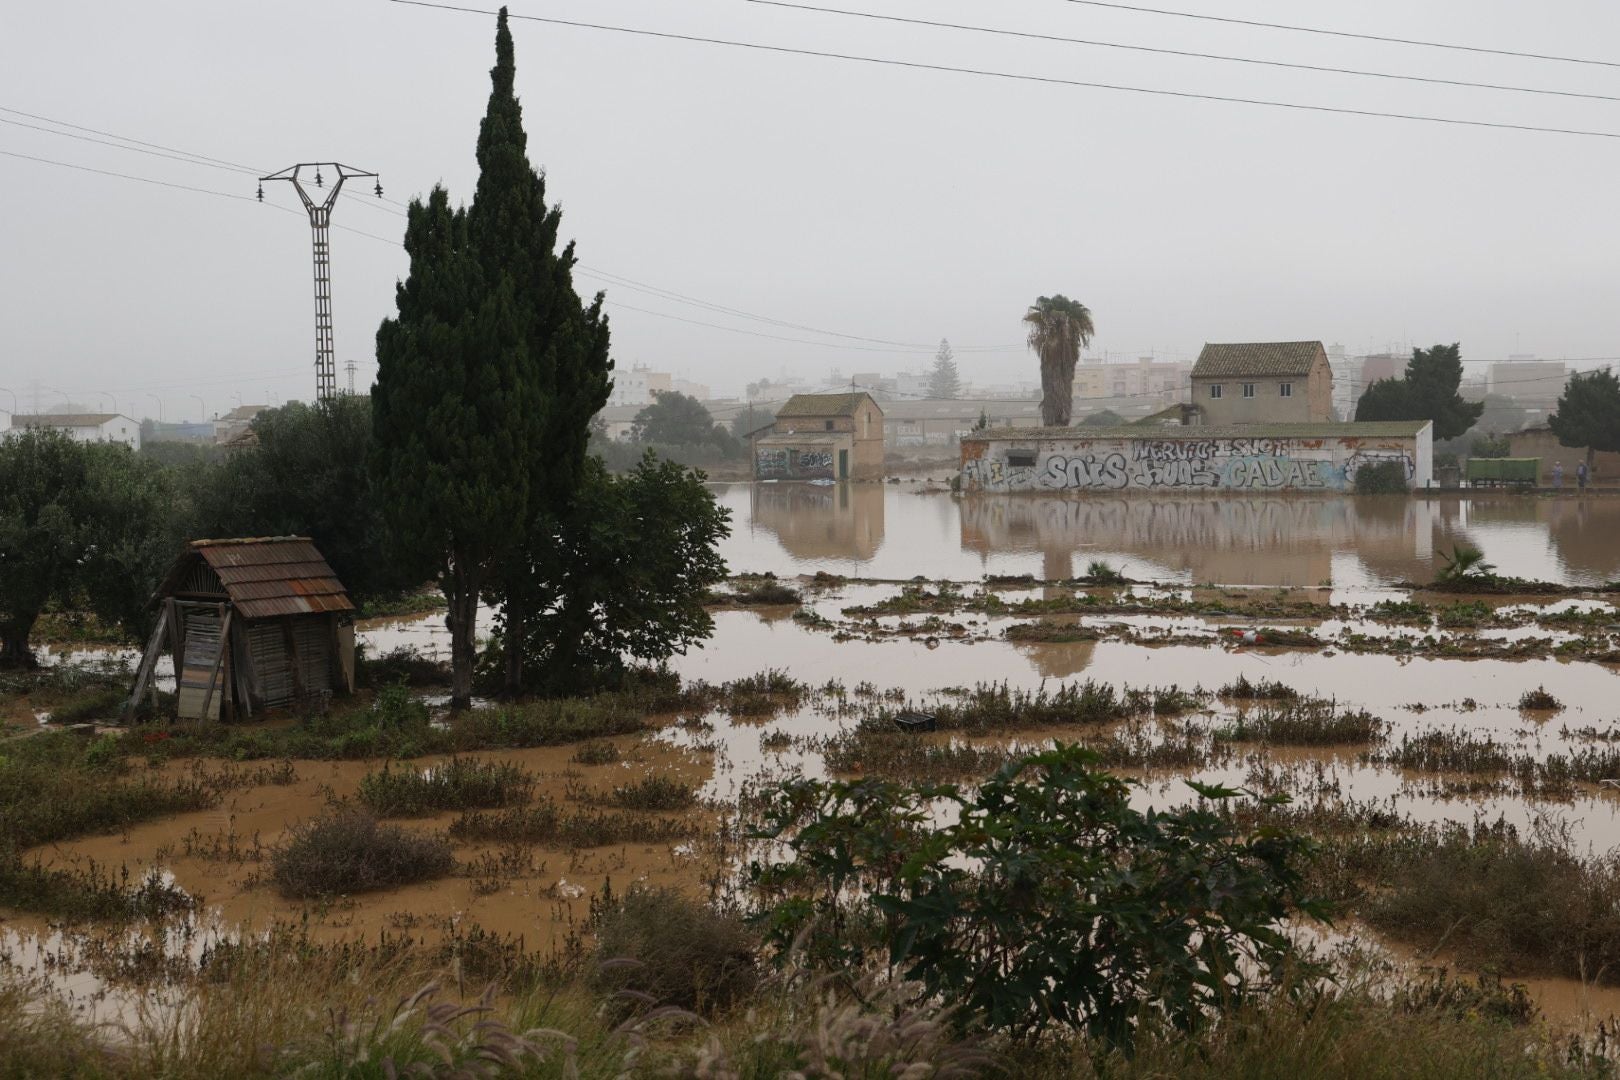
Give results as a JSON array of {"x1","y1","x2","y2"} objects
[
  {"x1": 213, "y1": 405, "x2": 269, "y2": 445},
  {"x1": 7, "y1": 412, "x2": 141, "y2": 450}
]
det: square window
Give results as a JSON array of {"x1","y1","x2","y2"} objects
[
  {"x1": 1279, "y1": 382, "x2": 1293, "y2": 397},
  {"x1": 1242, "y1": 383, "x2": 1256, "y2": 398},
  {"x1": 824, "y1": 420, "x2": 834, "y2": 431},
  {"x1": 1209, "y1": 384, "x2": 1223, "y2": 399}
]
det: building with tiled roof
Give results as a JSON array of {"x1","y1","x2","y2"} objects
[
  {"x1": 1191, "y1": 342, "x2": 1333, "y2": 425},
  {"x1": 751, "y1": 392, "x2": 884, "y2": 480}
]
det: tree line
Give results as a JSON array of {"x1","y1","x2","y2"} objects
[{"x1": 2, "y1": 12, "x2": 731, "y2": 702}]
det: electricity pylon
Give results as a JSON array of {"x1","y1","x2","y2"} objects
[{"x1": 259, "y1": 163, "x2": 381, "y2": 400}]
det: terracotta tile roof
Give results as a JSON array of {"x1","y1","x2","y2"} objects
[
  {"x1": 773, "y1": 392, "x2": 880, "y2": 418},
  {"x1": 1192, "y1": 342, "x2": 1325, "y2": 379},
  {"x1": 155, "y1": 536, "x2": 355, "y2": 620}
]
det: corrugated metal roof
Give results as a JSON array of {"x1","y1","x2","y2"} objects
[
  {"x1": 153, "y1": 536, "x2": 355, "y2": 620},
  {"x1": 1191, "y1": 341, "x2": 1325, "y2": 379},
  {"x1": 964, "y1": 421, "x2": 1431, "y2": 442},
  {"x1": 773, "y1": 392, "x2": 880, "y2": 418}
]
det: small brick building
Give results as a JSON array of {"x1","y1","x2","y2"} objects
[
  {"x1": 752, "y1": 392, "x2": 885, "y2": 480},
  {"x1": 1190, "y1": 342, "x2": 1334, "y2": 426}
]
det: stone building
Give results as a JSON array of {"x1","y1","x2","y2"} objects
[
  {"x1": 1190, "y1": 342, "x2": 1334, "y2": 425},
  {"x1": 751, "y1": 392, "x2": 885, "y2": 480}
]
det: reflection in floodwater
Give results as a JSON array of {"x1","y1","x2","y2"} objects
[
  {"x1": 715, "y1": 484, "x2": 1620, "y2": 587},
  {"x1": 747, "y1": 482, "x2": 885, "y2": 563}
]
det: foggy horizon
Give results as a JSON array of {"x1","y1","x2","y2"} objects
[{"x1": 5, "y1": 0, "x2": 1618, "y2": 420}]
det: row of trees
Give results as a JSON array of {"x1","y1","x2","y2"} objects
[{"x1": 1357, "y1": 344, "x2": 1620, "y2": 467}]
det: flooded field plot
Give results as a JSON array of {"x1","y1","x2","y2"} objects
[{"x1": 6, "y1": 485, "x2": 1620, "y2": 1065}]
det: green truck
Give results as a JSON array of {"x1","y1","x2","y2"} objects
[{"x1": 1465, "y1": 457, "x2": 1540, "y2": 488}]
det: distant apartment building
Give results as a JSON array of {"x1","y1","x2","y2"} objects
[
  {"x1": 1190, "y1": 342, "x2": 1333, "y2": 425},
  {"x1": 607, "y1": 365, "x2": 671, "y2": 407},
  {"x1": 7, "y1": 412, "x2": 141, "y2": 450},
  {"x1": 1073, "y1": 356, "x2": 1191, "y2": 412},
  {"x1": 1488, "y1": 356, "x2": 1567, "y2": 414}
]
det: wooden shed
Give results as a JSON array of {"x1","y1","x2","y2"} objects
[{"x1": 126, "y1": 537, "x2": 357, "y2": 721}]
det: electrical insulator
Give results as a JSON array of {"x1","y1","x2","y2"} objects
[{"x1": 256, "y1": 183, "x2": 264, "y2": 202}]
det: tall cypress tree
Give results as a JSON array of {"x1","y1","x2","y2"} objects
[
  {"x1": 467, "y1": 8, "x2": 613, "y2": 693},
  {"x1": 372, "y1": 186, "x2": 532, "y2": 709}
]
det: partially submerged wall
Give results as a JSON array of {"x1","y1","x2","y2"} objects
[{"x1": 959, "y1": 424, "x2": 1432, "y2": 493}]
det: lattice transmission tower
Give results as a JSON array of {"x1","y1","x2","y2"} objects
[{"x1": 259, "y1": 163, "x2": 382, "y2": 400}]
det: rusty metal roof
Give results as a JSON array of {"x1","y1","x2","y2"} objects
[{"x1": 153, "y1": 536, "x2": 355, "y2": 620}]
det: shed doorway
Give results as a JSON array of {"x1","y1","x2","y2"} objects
[{"x1": 838, "y1": 449, "x2": 849, "y2": 479}]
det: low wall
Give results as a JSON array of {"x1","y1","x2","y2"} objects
[{"x1": 960, "y1": 426, "x2": 1431, "y2": 493}]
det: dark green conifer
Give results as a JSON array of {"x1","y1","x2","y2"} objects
[{"x1": 467, "y1": 8, "x2": 613, "y2": 693}]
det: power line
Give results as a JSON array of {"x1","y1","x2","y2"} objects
[
  {"x1": 748, "y1": 0, "x2": 1620, "y2": 104},
  {"x1": 606, "y1": 298, "x2": 1005, "y2": 353},
  {"x1": 0, "y1": 105, "x2": 265, "y2": 172},
  {"x1": 0, "y1": 148, "x2": 261, "y2": 203},
  {"x1": 1059, "y1": 1, "x2": 1620, "y2": 71},
  {"x1": 386, "y1": 0, "x2": 1620, "y2": 141}
]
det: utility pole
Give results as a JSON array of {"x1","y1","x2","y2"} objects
[{"x1": 259, "y1": 163, "x2": 382, "y2": 401}]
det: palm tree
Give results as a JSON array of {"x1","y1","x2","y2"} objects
[{"x1": 1024, "y1": 295, "x2": 1095, "y2": 427}]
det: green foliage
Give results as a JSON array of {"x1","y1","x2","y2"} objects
[
  {"x1": 749, "y1": 744, "x2": 1326, "y2": 1046},
  {"x1": 1354, "y1": 343, "x2": 1483, "y2": 441},
  {"x1": 0, "y1": 429, "x2": 175, "y2": 665},
  {"x1": 0, "y1": 852, "x2": 197, "y2": 922},
  {"x1": 1470, "y1": 435, "x2": 1511, "y2": 459},
  {"x1": 631, "y1": 391, "x2": 737, "y2": 456},
  {"x1": 270, "y1": 810, "x2": 454, "y2": 899},
  {"x1": 927, "y1": 338, "x2": 961, "y2": 399},
  {"x1": 589, "y1": 885, "x2": 758, "y2": 1017},
  {"x1": 1084, "y1": 559, "x2": 1125, "y2": 583},
  {"x1": 1549, "y1": 367, "x2": 1620, "y2": 459},
  {"x1": 1353, "y1": 459, "x2": 1409, "y2": 494},
  {"x1": 1436, "y1": 544, "x2": 1496, "y2": 585},
  {"x1": 603, "y1": 774, "x2": 697, "y2": 811},
  {"x1": 504, "y1": 453, "x2": 730, "y2": 694},
  {"x1": 1025, "y1": 294, "x2": 1096, "y2": 427}
]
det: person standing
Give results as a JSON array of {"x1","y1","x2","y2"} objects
[
  {"x1": 1553, "y1": 461, "x2": 1564, "y2": 489},
  {"x1": 1578, "y1": 460, "x2": 1589, "y2": 491}
]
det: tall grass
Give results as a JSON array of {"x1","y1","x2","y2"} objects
[{"x1": 357, "y1": 758, "x2": 535, "y2": 816}]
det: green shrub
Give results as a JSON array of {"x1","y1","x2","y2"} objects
[
  {"x1": 1354, "y1": 460, "x2": 1409, "y2": 494},
  {"x1": 1084, "y1": 560, "x2": 1125, "y2": 584},
  {"x1": 0, "y1": 851, "x2": 198, "y2": 921},
  {"x1": 1435, "y1": 544, "x2": 1497, "y2": 586},
  {"x1": 270, "y1": 810, "x2": 454, "y2": 898},
  {"x1": 749, "y1": 744, "x2": 1326, "y2": 1047},
  {"x1": 589, "y1": 885, "x2": 758, "y2": 1016}
]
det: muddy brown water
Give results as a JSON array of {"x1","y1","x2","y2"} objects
[
  {"x1": 11, "y1": 484, "x2": 1620, "y2": 1030},
  {"x1": 722, "y1": 484, "x2": 1620, "y2": 587}
]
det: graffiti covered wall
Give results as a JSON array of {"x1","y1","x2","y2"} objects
[
  {"x1": 960, "y1": 427, "x2": 1431, "y2": 493},
  {"x1": 756, "y1": 444, "x2": 839, "y2": 480}
]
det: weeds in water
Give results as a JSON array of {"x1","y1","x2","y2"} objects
[
  {"x1": 449, "y1": 800, "x2": 695, "y2": 847},
  {"x1": 1435, "y1": 544, "x2": 1498, "y2": 586},
  {"x1": 270, "y1": 810, "x2": 454, "y2": 898},
  {"x1": 1437, "y1": 601, "x2": 1496, "y2": 628},
  {"x1": 1518, "y1": 686, "x2": 1564, "y2": 712},
  {"x1": 1214, "y1": 700, "x2": 1382, "y2": 746},
  {"x1": 603, "y1": 775, "x2": 698, "y2": 811},
  {"x1": 0, "y1": 852, "x2": 197, "y2": 921},
  {"x1": 727, "y1": 580, "x2": 803, "y2": 606},
  {"x1": 570, "y1": 740, "x2": 622, "y2": 766},
  {"x1": 1217, "y1": 675, "x2": 1300, "y2": 701},
  {"x1": 823, "y1": 728, "x2": 1018, "y2": 781},
  {"x1": 357, "y1": 758, "x2": 535, "y2": 816},
  {"x1": 1085, "y1": 560, "x2": 1126, "y2": 584},
  {"x1": 1370, "y1": 599, "x2": 1431, "y2": 625}
]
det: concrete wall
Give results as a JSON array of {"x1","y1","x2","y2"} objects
[
  {"x1": 754, "y1": 435, "x2": 852, "y2": 480},
  {"x1": 960, "y1": 427, "x2": 1431, "y2": 493},
  {"x1": 1508, "y1": 428, "x2": 1620, "y2": 486}
]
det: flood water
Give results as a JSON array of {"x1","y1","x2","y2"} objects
[{"x1": 721, "y1": 483, "x2": 1620, "y2": 587}]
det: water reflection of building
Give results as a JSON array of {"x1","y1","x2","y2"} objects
[
  {"x1": 1011, "y1": 639, "x2": 1096, "y2": 680},
  {"x1": 959, "y1": 496, "x2": 1437, "y2": 587},
  {"x1": 748, "y1": 484, "x2": 886, "y2": 562}
]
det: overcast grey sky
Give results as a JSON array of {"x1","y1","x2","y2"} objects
[{"x1": 3, "y1": 0, "x2": 1618, "y2": 419}]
